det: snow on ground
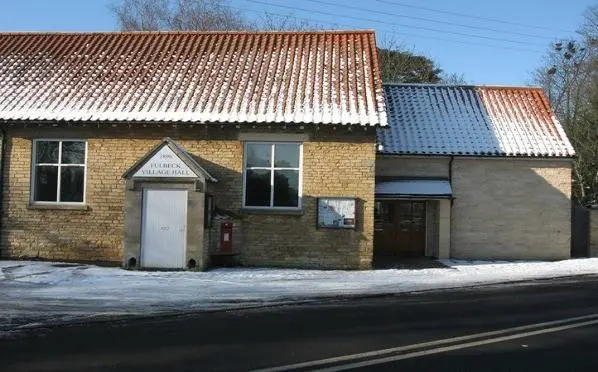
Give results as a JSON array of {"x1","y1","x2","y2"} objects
[{"x1": 1, "y1": 258, "x2": 598, "y2": 335}]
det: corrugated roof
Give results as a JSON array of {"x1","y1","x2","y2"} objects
[
  {"x1": 0, "y1": 31, "x2": 386, "y2": 126},
  {"x1": 378, "y1": 84, "x2": 575, "y2": 157}
]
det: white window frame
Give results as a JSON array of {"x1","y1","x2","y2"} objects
[
  {"x1": 30, "y1": 139, "x2": 88, "y2": 205},
  {"x1": 242, "y1": 141, "x2": 303, "y2": 210}
]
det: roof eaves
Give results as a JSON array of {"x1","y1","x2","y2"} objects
[
  {"x1": 0, "y1": 118, "x2": 384, "y2": 127},
  {"x1": 376, "y1": 150, "x2": 576, "y2": 158}
]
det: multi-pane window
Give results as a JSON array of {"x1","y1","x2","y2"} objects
[
  {"x1": 32, "y1": 140, "x2": 87, "y2": 203},
  {"x1": 244, "y1": 142, "x2": 302, "y2": 208},
  {"x1": 374, "y1": 201, "x2": 394, "y2": 223}
]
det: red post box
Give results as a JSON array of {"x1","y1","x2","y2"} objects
[{"x1": 220, "y1": 221, "x2": 233, "y2": 253}]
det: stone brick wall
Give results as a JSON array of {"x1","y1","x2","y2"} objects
[
  {"x1": 207, "y1": 216, "x2": 243, "y2": 256},
  {"x1": 451, "y1": 158, "x2": 572, "y2": 260},
  {"x1": 241, "y1": 132, "x2": 376, "y2": 269},
  {"x1": 590, "y1": 209, "x2": 598, "y2": 257},
  {"x1": 0, "y1": 124, "x2": 376, "y2": 269}
]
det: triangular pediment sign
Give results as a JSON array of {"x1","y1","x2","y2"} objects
[
  {"x1": 123, "y1": 138, "x2": 217, "y2": 182},
  {"x1": 133, "y1": 145, "x2": 197, "y2": 178}
]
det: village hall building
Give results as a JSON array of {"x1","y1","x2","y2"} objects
[{"x1": 0, "y1": 31, "x2": 575, "y2": 270}]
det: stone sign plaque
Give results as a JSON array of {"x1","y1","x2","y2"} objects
[{"x1": 133, "y1": 146, "x2": 198, "y2": 178}]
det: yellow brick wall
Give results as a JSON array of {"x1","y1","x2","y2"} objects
[
  {"x1": 241, "y1": 137, "x2": 376, "y2": 269},
  {"x1": 451, "y1": 158, "x2": 573, "y2": 260},
  {"x1": 0, "y1": 125, "x2": 376, "y2": 269}
]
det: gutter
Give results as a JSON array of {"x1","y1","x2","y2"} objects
[{"x1": 377, "y1": 152, "x2": 575, "y2": 160}]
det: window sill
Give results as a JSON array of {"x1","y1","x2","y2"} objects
[
  {"x1": 28, "y1": 203, "x2": 89, "y2": 211},
  {"x1": 240, "y1": 207, "x2": 303, "y2": 216}
]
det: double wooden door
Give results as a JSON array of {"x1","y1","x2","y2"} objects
[{"x1": 374, "y1": 200, "x2": 426, "y2": 257}]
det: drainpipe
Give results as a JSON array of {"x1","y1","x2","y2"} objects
[
  {"x1": 448, "y1": 155, "x2": 454, "y2": 182},
  {"x1": 0, "y1": 128, "x2": 5, "y2": 254},
  {"x1": 449, "y1": 155, "x2": 455, "y2": 206}
]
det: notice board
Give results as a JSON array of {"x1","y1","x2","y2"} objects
[{"x1": 317, "y1": 197, "x2": 356, "y2": 229}]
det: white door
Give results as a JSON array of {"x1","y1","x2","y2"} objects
[{"x1": 141, "y1": 189, "x2": 187, "y2": 269}]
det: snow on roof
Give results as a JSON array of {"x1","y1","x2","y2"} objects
[
  {"x1": 375, "y1": 179, "x2": 452, "y2": 198},
  {"x1": 378, "y1": 84, "x2": 575, "y2": 157},
  {"x1": 0, "y1": 31, "x2": 386, "y2": 126}
]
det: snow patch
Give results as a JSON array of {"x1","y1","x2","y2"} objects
[{"x1": 2, "y1": 259, "x2": 598, "y2": 336}]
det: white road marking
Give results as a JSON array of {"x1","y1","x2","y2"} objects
[
  {"x1": 251, "y1": 313, "x2": 598, "y2": 372},
  {"x1": 314, "y1": 318, "x2": 598, "y2": 371}
]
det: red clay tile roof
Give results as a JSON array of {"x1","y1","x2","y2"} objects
[
  {"x1": 379, "y1": 84, "x2": 574, "y2": 157},
  {"x1": 0, "y1": 31, "x2": 386, "y2": 126}
]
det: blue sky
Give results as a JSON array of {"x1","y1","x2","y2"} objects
[{"x1": 0, "y1": 0, "x2": 594, "y2": 85}]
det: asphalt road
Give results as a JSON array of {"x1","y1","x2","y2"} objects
[{"x1": 3, "y1": 276, "x2": 598, "y2": 371}]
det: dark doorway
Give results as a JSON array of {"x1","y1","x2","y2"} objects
[
  {"x1": 571, "y1": 205, "x2": 590, "y2": 257},
  {"x1": 374, "y1": 200, "x2": 427, "y2": 258}
]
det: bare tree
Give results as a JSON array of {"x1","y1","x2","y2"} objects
[
  {"x1": 440, "y1": 72, "x2": 467, "y2": 85},
  {"x1": 113, "y1": 0, "x2": 169, "y2": 31},
  {"x1": 169, "y1": 0, "x2": 248, "y2": 31},
  {"x1": 579, "y1": 5, "x2": 598, "y2": 44},
  {"x1": 534, "y1": 40, "x2": 594, "y2": 123},
  {"x1": 258, "y1": 12, "x2": 317, "y2": 32},
  {"x1": 112, "y1": 0, "x2": 249, "y2": 31},
  {"x1": 532, "y1": 5, "x2": 598, "y2": 205},
  {"x1": 533, "y1": 6, "x2": 598, "y2": 122}
]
